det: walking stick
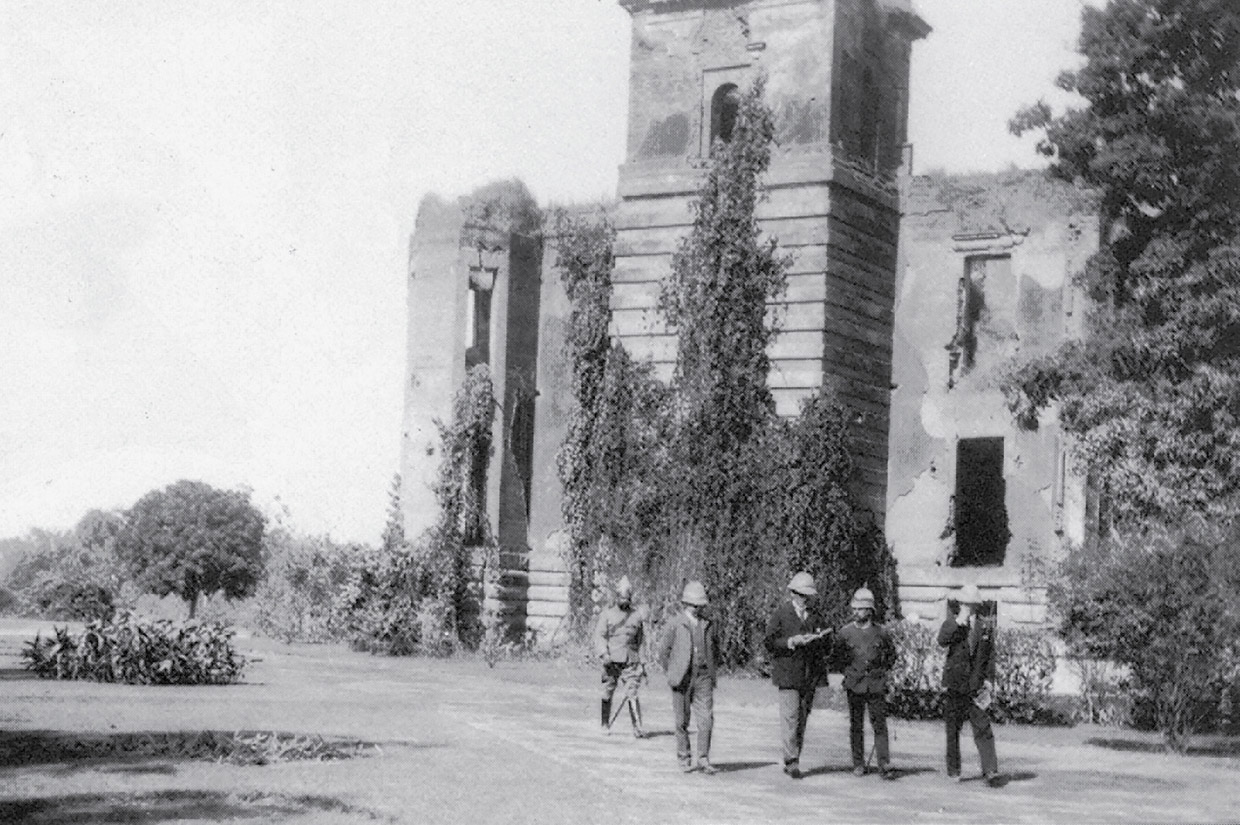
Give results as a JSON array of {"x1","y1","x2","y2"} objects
[{"x1": 608, "y1": 694, "x2": 630, "y2": 729}]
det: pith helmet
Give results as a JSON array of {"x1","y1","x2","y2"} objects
[
  {"x1": 681, "y1": 580, "x2": 709, "y2": 607},
  {"x1": 787, "y1": 572, "x2": 817, "y2": 596},
  {"x1": 956, "y1": 584, "x2": 982, "y2": 605},
  {"x1": 850, "y1": 587, "x2": 875, "y2": 610},
  {"x1": 615, "y1": 575, "x2": 633, "y2": 600}
]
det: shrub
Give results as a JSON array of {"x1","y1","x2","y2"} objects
[
  {"x1": 885, "y1": 620, "x2": 1069, "y2": 725},
  {"x1": 1051, "y1": 520, "x2": 1240, "y2": 750},
  {"x1": 22, "y1": 613, "x2": 246, "y2": 685},
  {"x1": 334, "y1": 543, "x2": 423, "y2": 655},
  {"x1": 250, "y1": 529, "x2": 352, "y2": 644}
]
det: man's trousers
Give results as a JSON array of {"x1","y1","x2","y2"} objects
[
  {"x1": 847, "y1": 690, "x2": 890, "y2": 768},
  {"x1": 671, "y1": 674, "x2": 714, "y2": 765},
  {"x1": 778, "y1": 688, "x2": 815, "y2": 767},
  {"x1": 944, "y1": 690, "x2": 998, "y2": 776}
]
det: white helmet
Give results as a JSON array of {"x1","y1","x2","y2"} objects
[{"x1": 787, "y1": 572, "x2": 817, "y2": 596}]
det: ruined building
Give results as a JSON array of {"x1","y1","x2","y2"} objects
[
  {"x1": 401, "y1": 0, "x2": 1097, "y2": 636},
  {"x1": 888, "y1": 171, "x2": 1098, "y2": 625}
]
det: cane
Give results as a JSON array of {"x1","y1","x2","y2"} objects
[{"x1": 608, "y1": 694, "x2": 630, "y2": 729}]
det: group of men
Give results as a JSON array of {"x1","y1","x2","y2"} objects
[{"x1": 593, "y1": 573, "x2": 1002, "y2": 786}]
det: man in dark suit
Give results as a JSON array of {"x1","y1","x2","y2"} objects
[
  {"x1": 938, "y1": 584, "x2": 1001, "y2": 786},
  {"x1": 763, "y1": 572, "x2": 831, "y2": 779},
  {"x1": 657, "y1": 580, "x2": 720, "y2": 774}
]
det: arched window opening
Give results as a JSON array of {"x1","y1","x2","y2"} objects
[{"x1": 710, "y1": 84, "x2": 741, "y2": 152}]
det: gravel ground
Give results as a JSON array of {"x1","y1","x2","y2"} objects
[{"x1": 2, "y1": 622, "x2": 1239, "y2": 824}]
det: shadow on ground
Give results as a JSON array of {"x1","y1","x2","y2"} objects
[
  {"x1": 884, "y1": 766, "x2": 938, "y2": 780},
  {"x1": 0, "y1": 789, "x2": 386, "y2": 824},
  {"x1": 984, "y1": 771, "x2": 1038, "y2": 788},
  {"x1": 1086, "y1": 736, "x2": 1240, "y2": 757},
  {"x1": 710, "y1": 760, "x2": 776, "y2": 774},
  {"x1": 0, "y1": 730, "x2": 394, "y2": 771},
  {"x1": 800, "y1": 764, "x2": 861, "y2": 778}
]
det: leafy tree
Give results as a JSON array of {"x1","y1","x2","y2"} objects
[
  {"x1": 1007, "y1": 0, "x2": 1240, "y2": 524},
  {"x1": 117, "y1": 481, "x2": 266, "y2": 618},
  {"x1": 1049, "y1": 520, "x2": 1240, "y2": 750},
  {"x1": 3, "y1": 513, "x2": 128, "y2": 620}
]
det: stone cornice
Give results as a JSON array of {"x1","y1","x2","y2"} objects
[{"x1": 617, "y1": 149, "x2": 900, "y2": 209}]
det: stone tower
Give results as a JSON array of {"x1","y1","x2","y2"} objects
[{"x1": 608, "y1": 0, "x2": 929, "y2": 515}]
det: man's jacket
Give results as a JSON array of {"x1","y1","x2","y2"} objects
[
  {"x1": 763, "y1": 600, "x2": 828, "y2": 690},
  {"x1": 593, "y1": 604, "x2": 644, "y2": 664},
  {"x1": 657, "y1": 611, "x2": 718, "y2": 689},
  {"x1": 833, "y1": 622, "x2": 896, "y2": 695},
  {"x1": 938, "y1": 615, "x2": 996, "y2": 695}
]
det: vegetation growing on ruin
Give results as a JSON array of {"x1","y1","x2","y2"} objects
[
  {"x1": 556, "y1": 79, "x2": 894, "y2": 667},
  {"x1": 335, "y1": 366, "x2": 496, "y2": 654}
]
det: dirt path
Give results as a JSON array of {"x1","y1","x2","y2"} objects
[{"x1": 2, "y1": 636, "x2": 1239, "y2": 823}]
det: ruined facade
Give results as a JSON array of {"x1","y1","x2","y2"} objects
[
  {"x1": 400, "y1": 2, "x2": 1102, "y2": 637},
  {"x1": 402, "y1": 0, "x2": 930, "y2": 638},
  {"x1": 888, "y1": 171, "x2": 1099, "y2": 625}
]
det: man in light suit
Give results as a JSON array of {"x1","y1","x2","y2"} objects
[
  {"x1": 657, "y1": 580, "x2": 720, "y2": 774},
  {"x1": 763, "y1": 572, "x2": 831, "y2": 778},
  {"x1": 938, "y1": 584, "x2": 1001, "y2": 786}
]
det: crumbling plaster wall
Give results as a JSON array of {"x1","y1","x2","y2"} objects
[
  {"x1": 888, "y1": 170, "x2": 1098, "y2": 624},
  {"x1": 400, "y1": 187, "x2": 543, "y2": 554}
]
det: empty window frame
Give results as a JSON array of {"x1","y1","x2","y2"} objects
[
  {"x1": 952, "y1": 437, "x2": 1008, "y2": 567},
  {"x1": 465, "y1": 279, "x2": 492, "y2": 369},
  {"x1": 710, "y1": 83, "x2": 740, "y2": 152},
  {"x1": 948, "y1": 254, "x2": 1010, "y2": 387}
]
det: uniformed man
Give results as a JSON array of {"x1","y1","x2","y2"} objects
[
  {"x1": 834, "y1": 586, "x2": 897, "y2": 779},
  {"x1": 592, "y1": 575, "x2": 647, "y2": 737}
]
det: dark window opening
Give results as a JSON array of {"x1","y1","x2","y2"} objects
[
  {"x1": 463, "y1": 444, "x2": 488, "y2": 546},
  {"x1": 952, "y1": 437, "x2": 1008, "y2": 567},
  {"x1": 509, "y1": 390, "x2": 536, "y2": 520},
  {"x1": 710, "y1": 83, "x2": 740, "y2": 152},
  {"x1": 465, "y1": 280, "x2": 491, "y2": 369}
]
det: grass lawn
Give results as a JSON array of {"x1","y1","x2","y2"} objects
[{"x1": 2, "y1": 618, "x2": 1239, "y2": 824}]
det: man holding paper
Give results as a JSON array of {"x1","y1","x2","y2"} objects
[{"x1": 763, "y1": 572, "x2": 832, "y2": 779}]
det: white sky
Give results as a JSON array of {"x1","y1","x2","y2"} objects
[{"x1": 0, "y1": 0, "x2": 1089, "y2": 545}]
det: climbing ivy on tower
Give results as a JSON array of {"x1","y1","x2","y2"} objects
[{"x1": 555, "y1": 79, "x2": 894, "y2": 667}]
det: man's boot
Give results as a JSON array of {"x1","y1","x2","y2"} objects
[
  {"x1": 601, "y1": 699, "x2": 611, "y2": 734},
  {"x1": 629, "y1": 697, "x2": 645, "y2": 738}
]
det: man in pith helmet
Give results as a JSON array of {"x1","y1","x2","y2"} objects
[
  {"x1": 834, "y1": 586, "x2": 897, "y2": 779},
  {"x1": 939, "y1": 583, "x2": 1001, "y2": 786},
  {"x1": 592, "y1": 574, "x2": 647, "y2": 737},
  {"x1": 657, "y1": 580, "x2": 720, "y2": 774},
  {"x1": 764, "y1": 571, "x2": 832, "y2": 778}
]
